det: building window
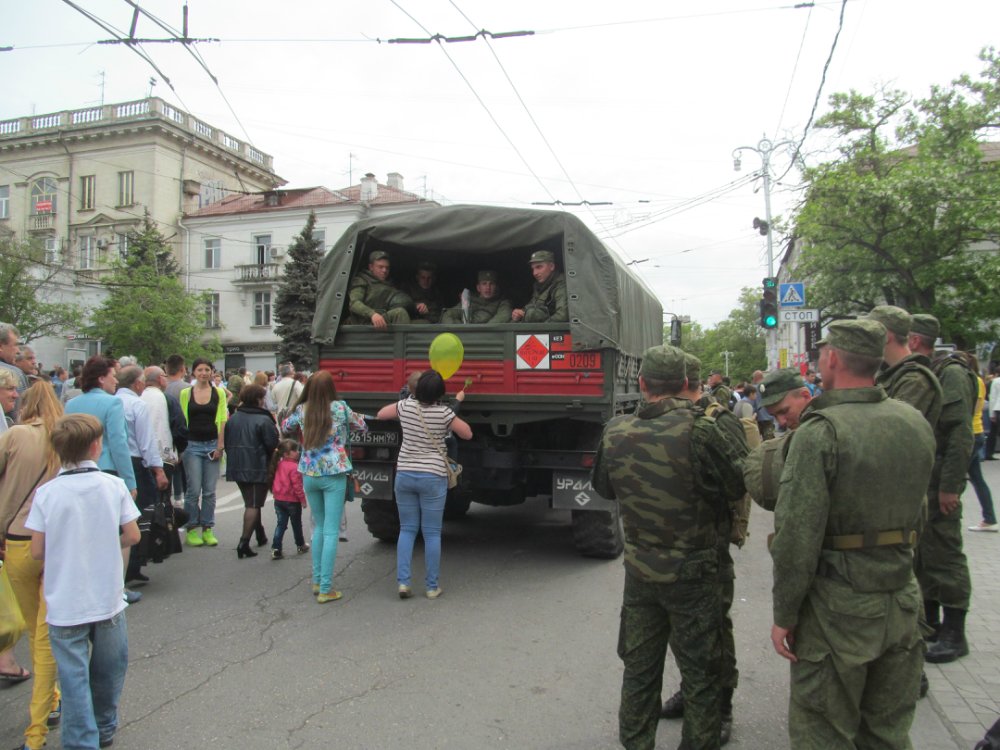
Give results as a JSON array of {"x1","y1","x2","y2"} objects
[
  {"x1": 80, "y1": 175, "x2": 96, "y2": 210},
  {"x1": 313, "y1": 229, "x2": 325, "y2": 253},
  {"x1": 117, "y1": 233, "x2": 129, "y2": 260},
  {"x1": 79, "y1": 236, "x2": 96, "y2": 269},
  {"x1": 205, "y1": 293, "x2": 220, "y2": 328},
  {"x1": 204, "y1": 238, "x2": 221, "y2": 269},
  {"x1": 44, "y1": 237, "x2": 60, "y2": 264},
  {"x1": 253, "y1": 291, "x2": 271, "y2": 327},
  {"x1": 254, "y1": 234, "x2": 271, "y2": 265},
  {"x1": 31, "y1": 177, "x2": 58, "y2": 214},
  {"x1": 117, "y1": 171, "x2": 134, "y2": 207},
  {"x1": 0, "y1": 185, "x2": 8, "y2": 219}
]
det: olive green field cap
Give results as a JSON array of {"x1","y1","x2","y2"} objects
[
  {"x1": 758, "y1": 368, "x2": 807, "y2": 408},
  {"x1": 911, "y1": 313, "x2": 940, "y2": 339},
  {"x1": 683, "y1": 353, "x2": 702, "y2": 385},
  {"x1": 528, "y1": 250, "x2": 555, "y2": 264},
  {"x1": 867, "y1": 305, "x2": 911, "y2": 338},
  {"x1": 477, "y1": 269, "x2": 498, "y2": 283},
  {"x1": 369, "y1": 250, "x2": 389, "y2": 263},
  {"x1": 639, "y1": 345, "x2": 686, "y2": 381},
  {"x1": 816, "y1": 319, "x2": 886, "y2": 358}
]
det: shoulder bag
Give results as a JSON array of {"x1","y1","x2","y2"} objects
[{"x1": 414, "y1": 402, "x2": 462, "y2": 489}]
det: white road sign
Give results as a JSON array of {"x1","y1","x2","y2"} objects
[{"x1": 779, "y1": 308, "x2": 818, "y2": 323}]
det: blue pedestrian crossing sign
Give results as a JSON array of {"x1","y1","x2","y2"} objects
[{"x1": 779, "y1": 282, "x2": 806, "y2": 307}]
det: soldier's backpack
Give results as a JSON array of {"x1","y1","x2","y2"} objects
[
  {"x1": 704, "y1": 400, "x2": 761, "y2": 547},
  {"x1": 743, "y1": 432, "x2": 793, "y2": 513},
  {"x1": 932, "y1": 352, "x2": 979, "y2": 417}
]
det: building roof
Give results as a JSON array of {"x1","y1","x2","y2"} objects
[{"x1": 185, "y1": 181, "x2": 428, "y2": 218}]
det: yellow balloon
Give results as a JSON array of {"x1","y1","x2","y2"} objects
[{"x1": 429, "y1": 333, "x2": 464, "y2": 380}]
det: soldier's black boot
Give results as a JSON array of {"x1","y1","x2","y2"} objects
[
  {"x1": 720, "y1": 688, "x2": 733, "y2": 746},
  {"x1": 925, "y1": 607, "x2": 969, "y2": 663},
  {"x1": 923, "y1": 599, "x2": 941, "y2": 642},
  {"x1": 660, "y1": 688, "x2": 684, "y2": 719}
]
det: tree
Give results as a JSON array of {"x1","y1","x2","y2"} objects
[
  {"x1": 0, "y1": 237, "x2": 83, "y2": 342},
  {"x1": 684, "y1": 288, "x2": 767, "y2": 383},
  {"x1": 275, "y1": 211, "x2": 324, "y2": 369},
  {"x1": 86, "y1": 220, "x2": 219, "y2": 364},
  {"x1": 794, "y1": 48, "x2": 1000, "y2": 348}
]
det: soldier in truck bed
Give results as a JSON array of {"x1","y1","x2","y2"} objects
[
  {"x1": 440, "y1": 270, "x2": 513, "y2": 324},
  {"x1": 401, "y1": 262, "x2": 444, "y2": 324},
  {"x1": 346, "y1": 250, "x2": 412, "y2": 328},
  {"x1": 511, "y1": 250, "x2": 568, "y2": 323}
]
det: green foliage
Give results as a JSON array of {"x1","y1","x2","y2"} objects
[
  {"x1": 0, "y1": 237, "x2": 83, "y2": 342},
  {"x1": 794, "y1": 48, "x2": 1000, "y2": 348},
  {"x1": 680, "y1": 288, "x2": 767, "y2": 383},
  {"x1": 86, "y1": 221, "x2": 219, "y2": 364},
  {"x1": 275, "y1": 212, "x2": 324, "y2": 369}
]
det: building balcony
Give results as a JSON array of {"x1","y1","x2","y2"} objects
[
  {"x1": 28, "y1": 213, "x2": 56, "y2": 232},
  {"x1": 233, "y1": 263, "x2": 281, "y2": 284}
]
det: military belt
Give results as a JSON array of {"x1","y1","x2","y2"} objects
[{"x1": 823, "y1": 529, "x2": 917, "y2": 550}]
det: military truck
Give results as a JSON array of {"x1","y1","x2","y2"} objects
[{"x1": 312, "y1": 205, "x2": 663, "y2": 558}]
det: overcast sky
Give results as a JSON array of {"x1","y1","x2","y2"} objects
[{"x1": 3, "y1": 1, "x2": 997, "y2": 326}]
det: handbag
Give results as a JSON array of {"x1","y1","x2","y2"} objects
[{"x1": 414, "y1": 402, "x2": 462, "y2": 489}]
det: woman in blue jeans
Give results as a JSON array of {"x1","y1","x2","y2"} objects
[
  {"x1": 282, "y1": 371, "x2": 367, "y2": 603},
  {"x1": 377, "y1": 371, "x2": 472, "y2": 599},
  {"x1": 179, "y1": 359, "x2": 228, "y2": 547}
]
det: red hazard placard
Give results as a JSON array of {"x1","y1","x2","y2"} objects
[{"x1": 516, "y1": 334, "x2": 550, "y2": 370}]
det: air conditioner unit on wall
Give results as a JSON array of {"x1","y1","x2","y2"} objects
[
  {"x1": 269, "y1": 246, "x2": 282, "y2": 260},
  {"x1": 96, "y1": 238, "x2": 108, "y2": 249}
]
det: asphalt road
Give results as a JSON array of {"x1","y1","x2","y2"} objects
[{"x1": 1, "y1": 478, "x2": 957, "y2": 749}]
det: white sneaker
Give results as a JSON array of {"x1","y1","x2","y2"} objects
[{"x1": 968, "y1": 522, "x2": 999, "y2": 532}]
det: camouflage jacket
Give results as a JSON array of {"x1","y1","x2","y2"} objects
[
  {"x1": 523, "y1": 272, "x2": 568, "y2": 322},
  {"x1": 591, "y1": 397, "x2": 747, "y2": 584},
  {"x1": 443, "y1": 294, "x2": 514, "y2": 324},
  {"x1": 710, "y1": 384, "x2": 733, "y2": 408},
  {"x1": 930, "y1": 355, "x2": 977, "y2": 495},
  {"x1": 876, "y1": 353, "x2": 942, "y2": 428},
  {"x1": 770, "y1": 387, "x2": 935, "y2": 628},
  {"x1": 347, "y1": 271, "x2": 410, "y2": 322},
  {"x1": 401, "y1": 281, "x2": 444, "y2": 323}
]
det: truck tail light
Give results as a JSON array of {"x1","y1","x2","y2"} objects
[
  {"x1": 580, "y1": 454, "x2": 595, "y2": 468},
  {"x1": 351, "y1": 447, "x2": 365, "y2": 460}
]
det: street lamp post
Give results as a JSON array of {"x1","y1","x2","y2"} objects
[{"x1": 732, "y1": 134, "x2": 795, "y2": 371}]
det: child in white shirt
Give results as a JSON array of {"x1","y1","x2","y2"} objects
[{"x1": 26, "y1": 413, "x2": 140, "y2": 750}]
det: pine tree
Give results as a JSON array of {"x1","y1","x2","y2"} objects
[
  {"x1": 275, "y1": 211, "x2": 323, "y2": 369},
  {"x1": 123, "y1": 211, "x2": 180, "y2": 276}
]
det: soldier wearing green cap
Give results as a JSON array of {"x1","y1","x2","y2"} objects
[
  {"x1": 347, "y1": 251, "x2": 412, "y2": 327},
  {"x1": 440, "y1": 270, "x2": 514, "y2": 324},
  {"x1": 511, "y1": 250, "x2": 568, "y2": 323},
  {"x1": 592, "y1": 345, "x2": 747, "y2": 750},
  {"x1": 869, "y1": 305, "x2": 943, "y2": 428},
  {"x1": 769, "y1": 318, "x2": 936, "y2": 748},
  {"x1": 908, "y1": 313, "x2": 976, "y2": 664},
  {"x1": 401, "y1": 262, "x2": 444, "y2": 324}
]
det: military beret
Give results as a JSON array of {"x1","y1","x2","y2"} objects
[
  {"x1": 477, "y1": 269, "x2": 498, "y2": 283},
  {"x1": 369, "y1": 250, "x2": 389, "y2": 263},
  {"x1": 911, "y1": 313, "x2": 940, "y2": 340},
  {"x1": 867, "y1": 305, "x2": 911, "y2": 338},
  {"x1": 639, "y1": 345, "x2": 686, "y2": 382},
  {"x1": 758, "y1": 368, "x2": 807, "y2": 408},
  {"x1": 817, "y1": 319, "x2": 886, "y2": 358},
  {"x1": 683, "y1": 353, "x2": 702, "y2": 385},
  {"x1": 528, "y1": 250, "x2": 555, "y2": 264}
]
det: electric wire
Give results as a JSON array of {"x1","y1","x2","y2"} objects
[{"x1": 774, "y1": 3, "x2": 813, "y2": 137}]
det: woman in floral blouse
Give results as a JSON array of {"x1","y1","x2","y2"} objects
[{"x1": 282, "y1": 371, "x2": 367, "y2": 603}]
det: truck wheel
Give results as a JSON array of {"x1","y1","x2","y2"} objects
[
  {"x1": 571, "y1": 507, "x2": 624, "y2": 559},
  {"x1": 443, "y1": 488, "x2": 472, "y2": 519},
  {"x1": 361, "y1": 498, "x2": 400, "y2": 542}
]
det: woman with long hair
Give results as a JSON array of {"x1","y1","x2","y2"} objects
[
  {"x1": 282, "y1": 371, "x2": 367, "y2": 603},
  {"x1": 253, "y1": 370, "x2": 278, "y2": 414},
  {"x1": 0, "y1": 381, "x2": 64, "y2": 750},
  {"x1": 377, "y1": 370, "x2": 472, "y2": 599},
  {"x1": 224, "y1": 384, "x2": 279, "y2": 557},
  {"x1": 178, "y1": 358, "x2": 228, "y2": 547}
]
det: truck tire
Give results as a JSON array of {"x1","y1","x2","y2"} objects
[
  {"x1": 361, "y1": 498, "x2": 400, "y2": 542},
  {"x1": 443, "y1": 488, "x2": 472, "y2": 520},
  {"x1": 571, "y1": 507, "x2": 624, "y2": 559}
]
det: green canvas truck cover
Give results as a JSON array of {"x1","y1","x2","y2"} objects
[{"x1": 312, "y1": 204, "x2": 662, "y2": 357}]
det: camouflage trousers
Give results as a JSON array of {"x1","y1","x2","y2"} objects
[
  {"x1": 618, "y1": 571, "x2": 723, "y2": 750},
  {"x1": 346, "y1": 307, "x2": 411, "y2": 326},
  {"x1": 915, "y1": 497, "x2": 972, "y2": 610},
  {"x1": 788, "y1": 576, "x2": 924, "y2": 750},
  {"x1": 666, "y1": 577, "x2": 738, "y2": 694}
]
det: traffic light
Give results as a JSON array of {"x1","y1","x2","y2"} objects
[
  {"x1": 669, "y1": 317, "x2": 682, "y2": 346},
  {"x1": 760, "y1": 277, "x2": 778, "y2": 329}
]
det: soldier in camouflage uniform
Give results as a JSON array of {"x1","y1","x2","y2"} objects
[
  {"x1": 908, "y1": 313, "x2": 976, "y2": 664},
  {"x1": 658, "y1": 354, "x2": 750, "y2": 746},
  {"x1": 770, "y1": 320, "x2": 936, "y2": 749},
  {"x1": 401, "y1": 262, "x2": 444, "y2": 324},
  {"x1": 706, "y1": 371, "x2": 732, "y2": 409},
  {"x1": 511, "y1": 250, "x2": 568, "y2": 323},
  {"x1": 592, "y1": 345, "x2": 746, "y2": 750},
  {"x1": 440, "y1": 270, "x2": 514, "y2": 324},
  {"x1": 346, "y1": 250, "x2": 412, "y2": 327}
]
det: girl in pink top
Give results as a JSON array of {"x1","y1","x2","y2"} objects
[{"x1": 268, "y1": 439, "x2": 309, "y2": 559}]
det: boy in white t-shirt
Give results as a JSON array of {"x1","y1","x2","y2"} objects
[{"x1": 26, "y1": 413, "x2": 141, "y2": 750}]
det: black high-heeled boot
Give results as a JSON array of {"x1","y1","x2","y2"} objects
[{"x1": 236, "y1": 538, "x2": 258, "y2": 559}]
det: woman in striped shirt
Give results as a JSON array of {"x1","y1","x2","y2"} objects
[{"x1": 377, "y1": 370, "x2": 472, "y2": 599}]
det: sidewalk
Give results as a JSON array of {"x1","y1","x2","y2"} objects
[{"x1": 918, "y1": 458, "x2": 1000, "y2": 749}]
